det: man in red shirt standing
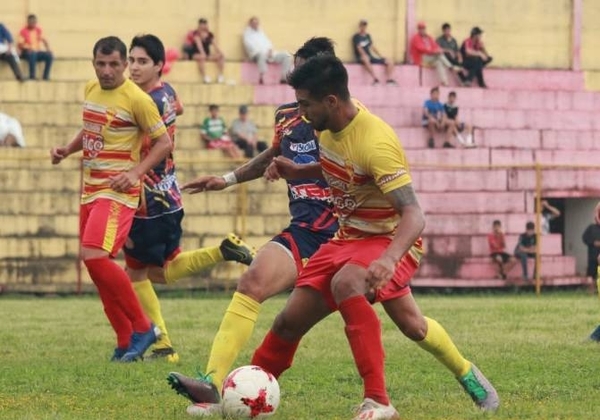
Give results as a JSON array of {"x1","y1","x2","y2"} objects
[
  {"x1": 17, "y1": 14, "x2": 53, "y2": 80},
  {"x1": 488, "y1": 220, "x2": 516, "y2": 280},
  {"x1": 409, "y1": 21, "x2": 463, "y2": 86}
]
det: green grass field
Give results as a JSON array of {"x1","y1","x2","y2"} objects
[{"x1": 1, "y1": 291, "x2": 599, "y2": 420}]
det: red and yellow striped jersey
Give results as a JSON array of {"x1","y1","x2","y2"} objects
[{"x1": 80, "y1": 79, "x2": 167, "y2": 208}]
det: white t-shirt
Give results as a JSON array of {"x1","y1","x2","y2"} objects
[{"x1": 243, "y1": 27, "x2": 273, "y2": 58}]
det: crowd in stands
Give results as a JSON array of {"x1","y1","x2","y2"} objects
[{"x1": 422, "y1": 87, "x2": 474, "y2": 149}]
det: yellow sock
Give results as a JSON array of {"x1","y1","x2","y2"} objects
[
  {"x1": 164, "y1": 246, "x2": 223, "y2": 284},
  {"x1": 133, "y1": 280, "x2": 172, "y2": 349},
  {"x1": 416, "y1": 317, "x2": 471, "y2": 377},
  {"x1": 206, "y1": 292, "x2": 261, "y2": 390}
]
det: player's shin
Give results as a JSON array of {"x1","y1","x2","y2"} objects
[
  {"x1": 164, "y1": 247, "x2": 223, "y2": 283},
  {"x1": 251, "y1": 329, "x2": 299, "y2": 379},
  {"x1": 133, "y1": 279, "x2": 172, "y2": 348}
]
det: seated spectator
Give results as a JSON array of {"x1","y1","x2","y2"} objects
[
  {"x1": 409, "y1": 21, "x2": 463, "y2": 87},
  {"x1": 540, "y1": 199, "x2": 561, "y2": 234},
  {"x1": 229, "y1": 105, "x2": 268, "y2": 158},
  {"x1": 488, "y1": 220, "x2": 516, "y2": 280},
  {"x1": 422, "y1": 87, "x2": 453, "y2": 148},
  {"x1": 17, "y1": 14, "x2": 53, "y2": 80},
  {"x1": 200, "y1": 104, "x2": 241, "y2": 159},
  {"x1": 444, "y1": 91, "x2": 475, "y2": 148},
  {"x1": 514, "y1": 221, "x2": 537, "y2": 282},
  {"x1": 460, "y1": 27, "x2": 493, "y2": 88},
  {"x1": 0, "y1": 112, "x2": 26, "y2": 147},
  {"x1": 436, "y1": 23, "x2": 468, "y2": 81},
  {"x1": 182, "y1": 18, "x2": 225, "y2": 84},
  {"x1": 242, "y1": 16, "x2": 292, "y2": 85},
  {"x1": 0, "y1": 23, "x2": 24, "y2": 81},
  {"x1": 582, "y1": 220, "x2": 600, "y2": 280},
  {"x1": 352, "y1": 19, "x2": 397, "y2": 85}
]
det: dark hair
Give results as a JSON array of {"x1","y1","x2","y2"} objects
[
  {"x1": 493, "y1": 220, "x2": 501, "y2": 226},
  {"x1": 130, "y1": 34, "x2": 165, "y2": 76},
  {"x1": 442, "y1": 22, "x2": 451, "y2": 31},
  {"x1": 27, "y1": 14, "x2": 36, "y2": 20},
  {"x1": 294, "y1": 37, "x2": 336, "y2": 61},
  {"x1": 430, "y1": 86, "x2": 439, "y2": 94},
  {"x1": 199, "y1": 18, "x2": 208, "y2": 24},
  {"x1": 287, "y1": 54, "x2": 350, "y2": 101},
  {"x1": 526, "y1": 221, "x2": 535, "y2": 230},
  {"x1": 448, "y1": 91, "x2": 457, "y2": 97},
  {"x1": 209, "y1": 104, "x2": 219, "y2": 111},
  {"x1": 93, "y1": 36, "x2": 127, "y2": 60}
]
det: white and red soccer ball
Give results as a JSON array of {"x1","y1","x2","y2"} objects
[{"x1": 221, "y1": 365, "x2": 280, "y2": 419}]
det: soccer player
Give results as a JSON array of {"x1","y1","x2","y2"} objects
[
  {"x1": 122, "y1": 34, "x2": 255, "y2": 363},
  {"x1": 50, "y1": 36, "x2": 172, "y2": 362},
  {"x1": 169, "y1": 42, "x2": 499, "y2": 417}
]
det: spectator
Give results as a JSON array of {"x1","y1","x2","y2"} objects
[
  {"x1": 0, "y1": 23, "x2": 25, "y2": 81},
  {"x1": 229, "y1": 105, "x2": 267, "y2": 158},
  {"x1": 488, "y1": 220, "x2": 516, "y2": 280},
  {"x1": 582, "y1": 220, "x2": 600, "y2": 280},
  {"x1": 444, "y1": 91, "x2": 475, "y2": 148},
  {"x1": 514, "y1": 221, "x2": 537, "y2": 282},
  {"x1": 436, "y1": 23, "x2": 468, "y2": 80},
  {"x1": 540, "y1": 199, "x2": 560, "y2": 234},
  {"x1": 0, "y1": 112, "x2": 25, "y2": 147},
  {"x1": 182, "y1": 18, "x2": 225, "y2": 84},
  {"x1": 409, "y1": 21, "x2": 463, "y2": 86},
  {"x1": 242, "y1": 16, "x2": 292, "y2": 85},
  {"x1": 422, "y1": 87, "x2": 453, "y2": 149},
  {"x1": 352, "y1": 19, "x2": 397, "y2": 85},
  {"x1": 200, "y1": 104, "x2": 241, "y2": 159},
  {"x1": 17, "y1": 14, "x2": 53, "y2": 80},
  {"x1": 460, "y1": 27, "x2": 493, "y2": 88}
]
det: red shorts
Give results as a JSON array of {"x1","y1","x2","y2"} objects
[
  {"x1": 80, "y1": 199, "x2": 136, "y2": 258},
  {"x1": 296, "y1": 236, "x2": 420, "y2": 310}
]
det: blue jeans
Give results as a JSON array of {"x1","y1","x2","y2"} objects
[
  {"x1": 514, "y1": 251, "x2": 536, "y2": 280},
  {"x1": 21, "y1": 50, "x2": 53, "y2": 80}
]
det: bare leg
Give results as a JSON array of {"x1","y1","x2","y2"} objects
[{"x1": 359, "y1": 55, "x2": 379, "y2": 83}]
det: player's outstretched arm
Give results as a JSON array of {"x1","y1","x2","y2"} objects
[
  {"x1": 182, "y1": 146, "x2": 280, "y2": 194},
  {"x1": 366, "y1": 183, "x2": 425, "y2": 290},
  {"x1": 50, "y1": 129, "x2": 84, "y2": 165},
  {"x1": 264, "y1": 156, "x2": 324, "y2": 181}
]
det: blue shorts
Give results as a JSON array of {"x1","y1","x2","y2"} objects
[
  {"x1": 123, "y1": 209, "x2": 184, "y2": 269},
  {"x1": 271, "y1": 225, "x2": 333, "y2": 273}
]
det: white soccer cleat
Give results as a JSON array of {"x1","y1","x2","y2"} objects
[
  {"x1": 186, "y1": 402, "x2": 222, "y2": 417},
  {"x1": 352, "y1": 398, "x2": 401, "y2": 420}
]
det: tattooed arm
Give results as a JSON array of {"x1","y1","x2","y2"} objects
[{"x1": 234, "y1": 146, "x2": 280, "y2": 183}]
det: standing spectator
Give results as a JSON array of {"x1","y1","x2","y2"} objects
[
  {"x1": 422, "y1": 87, "x2": 453, "y2": 148},
  {"x1": 444, "y1": 91, "x2": 475, "y2": 148},
  {"x1": 182, "y1": 18, "x2": 225, "y2": 84},
  {"x1": 409, "y1": 21, "x2": 463, "y2": 86},
  {"x1": 229, "y1": 105, "x2": 267, "y2": 158},
  {"x1": 582, "y1": 220, "x2": 600, "y2": 280},
  {"x1": 352, "y1": 19, "x2": 397, "y2": 85},
  {"x1": 0, "y1": 23, "x2": 24, "y2": 81},
  {"x1": 540, "y1": 199, "x2": 561, "y2": 234},
  {"x1": 242, "y1": 16, "x2": 292, "y2": 85},
  {"x1": 514, "y1": 221, "x2": 537, "y2": 282},
  {"x1": 461, "y1": 27, "x2": 493, "y2": 88},
  {"x1": 17, "y1": 14, "x2": 53, "y2": 80},
  {"x1": 200, "y1": 104, "x2": 241, "y2": 159},
  {"x1": 0, "y1": 112, "x2": 25, "y2": 147},
  {"x1": 488, "y1": 220, "x2": 516, "y2": 280}
]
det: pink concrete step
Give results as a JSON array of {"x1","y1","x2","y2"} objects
[
  {"x1": 411, "y1": 276, "x2": 589, "y2": 288},
  {"x1": 542, "y1": 130, "x2": 600, "y2": 150},
  {"x1": 423, "y1": 233, "x2": 562, "y2": 258},
  {"x1": 477, "y1": 129, "x2": 541, "y2": 149},
  {"x1": 411, "y1": 169, "x2": 508, "y2": 192},
  {"x1": 422, "y1": 213, "x2": 533, "y2": 235},
  {"x1": 508, "y1": 169, "x2": 600, "y2": 194},
  {"x1": 408, "y1": 149, "x2": 490, "y2": 166},
  {"x1": 419, "y1": 191, "x2": 526, "y2": 214},
  {"x1": 420, "y1": 67, "x2": 585, "y2": 91},
  {"x1": 416, "y1": 255, "x2": 576, "y2": 279}
]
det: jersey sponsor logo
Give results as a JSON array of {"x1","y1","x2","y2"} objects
[
  {"x1": 289, "y1": 140, "x2": 317, "y2": 153},
  {"x1": 293, "y1": 154, "x2": 317, "y2": 165},
  {"x1": 83, "y1": 121, "x2": 102, "y2": 134},
  {"x1": 378, "y1": 169, "x2": 408, "y2": 187},
  {"x1": 289, "y1": 183, "x2": 332, "y2": 201},
  {"x1": 82, "y1": 132, "x2": 104, "y2": 158},
  {"x1": 333, "y1": 194, "x2": 357, "y2": 216},
  {"x1": 155, "y1": 173, "x2": 178, "y2": 192},
  {"x1": 325, "y1": 177, "x2": 350, "y2": 191}
]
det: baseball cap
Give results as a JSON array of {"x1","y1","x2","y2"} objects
[
  {"x1": 417, "y1": 21, "x2": 426, "y2": 29},
  {"x1": 239, "y1": 105, "x2": 248, "y2": 114},
  {"x1": 471, "y1": 26, "x2": 483, "y2": 36}
]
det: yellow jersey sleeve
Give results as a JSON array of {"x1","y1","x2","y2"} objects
[
  {"x1": 368, "y1": 136, "x2": 412, "y2": 194},
  {"x1": 131, "y1": 87, "x2": 167, "y2": 139}
]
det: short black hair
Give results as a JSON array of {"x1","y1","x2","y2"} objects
[
  {"x1": 448, "y1": 91, "x2": 457, "y2": 97},
  {"x1": 27, "y1": 14, "x2": 36, "y2": 20},
  {"x1": 526, "y1": 221, "x2": 535, "y2": 230},
  {"x1": 93, "y1": 36, "x2": 127, "y2": 61},
  {"x1": 493, "y1": 220, "x2": 501, "y2": 226},
  {"x1": 130, "y1": 34, "x2": 166, "y2": 76},
  {"x1": 430, "y1": 86, "x2": 439, "y2": 94},
  {"x1": 199, "y1": 18, "x2": 207, "y2": 24},
  {"x1": 209, "y1": 104, "x2": 219, "y2": 111},
  {"x1": 294, "y1": 37, "x2": 336, "y2": 61},
  {"x1": 287, "y1": 54, "x2": 350, "y2": 101},
  {"x1": 442, "y1": 22, "x2": 451, "y2": 31}
]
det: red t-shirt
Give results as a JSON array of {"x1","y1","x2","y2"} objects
[
  {"x1": 488, "y1": 232, "x2": 506, "y2": 254},
  {"x1": 409, "y1": 34, "x2": 441, "y2": 65}
]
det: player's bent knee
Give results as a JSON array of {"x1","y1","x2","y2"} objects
[
  {"x1": 400, "y1": 318, "x2": 428, "y2": 341},
  {"x1": 236, "y1": 268, "x2": 269, "y2": 303},
  {"x1": 271, "y1": 312, "x2": 304, "y2": 341}
]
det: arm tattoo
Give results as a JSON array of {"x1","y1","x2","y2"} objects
[
  {"x1": 385, "y1": 183, "x2": 419, "y2": 212},
  {"x1": 234, "y1": 147, "x2": 279, "y2": 183}
]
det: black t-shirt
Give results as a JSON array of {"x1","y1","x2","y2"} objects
[
  {"x1": 444, "y1": 103, "x2": 458, "y2": 120},
  {"x1": 352, "y1": 33, "x2": 373, "y2": 59},
  {"x1": 518, "y1": 233, "x2": 536, "y2": 249}
]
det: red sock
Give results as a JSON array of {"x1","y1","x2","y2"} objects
[
  {"x1": 84, "y1": 258, "x2": 151, "y2": 333},
  {"x1": 251, "y1": 330, "x2": 299, "y2": 378},
  {"x1": 95, "y1": 285, "x2": 132, "y2": 349},
  {"x1": 339, "y1": 295, "x2": 389, "y2": 405}
]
